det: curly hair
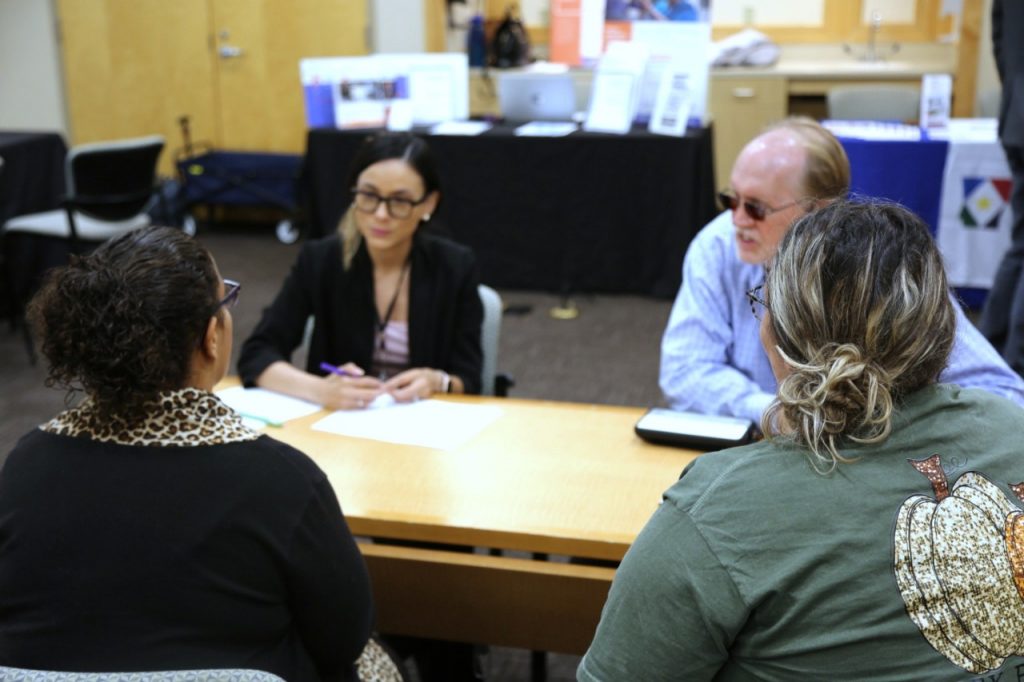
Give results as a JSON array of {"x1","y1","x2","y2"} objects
[
  {"x1": 761, "y1": 201, "x2": 956, "y2": 473},
  {"x1": 27, "y1": 226, "x2": 220, "y2": 423}
]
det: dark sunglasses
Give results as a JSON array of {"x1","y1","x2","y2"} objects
[{"x1": 718, "y1": 190, "x2": 802, "y2": 222}]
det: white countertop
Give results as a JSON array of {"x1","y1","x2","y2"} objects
[{"x1": 711, "y1": 42, "x2": 956, "y2": 80}]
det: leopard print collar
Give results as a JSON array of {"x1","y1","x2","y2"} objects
[{"x1": 41, "y1": 388, "x2": 260, "y2": 447}]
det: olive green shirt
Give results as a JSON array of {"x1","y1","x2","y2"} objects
[{"x1": 580, "y1": 384, "x2": 1024, "y2": 681}]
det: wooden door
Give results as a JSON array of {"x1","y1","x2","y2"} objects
[
  {"x1": 59, "y1": 0, "x2": 368, "y2": 169},
  {"x1": 58, "y1": 0, "x2": 219, "y2": 175},
  {"x1": 210, "y1": 0, "x2": 368, "y2": 153}
]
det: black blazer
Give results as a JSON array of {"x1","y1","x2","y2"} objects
[
  {"x1": 994, "y1": 0, "x2": 1024, "y2": 146},
  {"x1": 239, "y1": 231, "x2": 484, "y2": 394}
]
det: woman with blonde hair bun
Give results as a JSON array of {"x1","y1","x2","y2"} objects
[
  {"x1": 760, "y1": 200, "x2": 956, "y2": 472},
  {"x1": 580, "y1": 201, "x2": 1024, "y2": 680}
]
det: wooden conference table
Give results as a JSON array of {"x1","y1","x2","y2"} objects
[{"x1": 228, "y1": 381, "x2": 702, "y2": 654}]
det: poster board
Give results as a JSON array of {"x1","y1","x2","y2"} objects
[
  {"x1": 551, "y1": 0, "x2": 711, "y2": 125},
  {"x1": 300, "y1": 54, "x2": 469, "y2": 129}
]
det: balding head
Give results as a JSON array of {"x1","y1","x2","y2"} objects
[
  {"x1": 724, "y1": 118, "x2": 850, "y2": 264},
  {"x1": 761, "y1": 117, "x2": 850, "y2": 200}
]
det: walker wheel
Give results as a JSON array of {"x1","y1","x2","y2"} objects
[{"x1": 276, "y1": 219, "x2": 299, "y2": 244}]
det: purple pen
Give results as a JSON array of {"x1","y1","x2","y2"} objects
[{"x1": 319, "y1": 361, "x2": 351, "y2": 377}]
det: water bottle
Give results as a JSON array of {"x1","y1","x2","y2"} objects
[{"x1": 468, "y1": 14, "x2": 487, "y2": 68}]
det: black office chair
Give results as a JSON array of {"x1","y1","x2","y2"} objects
[
  {"x1": 1, "y1": 134, "x2": 165, "y2": 361},
  {"x1": 4, "y1": 134, "x2": 164, "y2": 252},
  {"x1": 827, "y1": 85, "x2": 920, "y2": 122}
]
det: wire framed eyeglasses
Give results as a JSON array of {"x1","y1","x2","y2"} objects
[{"x1": 746, "y1": 283, "x2": 767, "y2": 320}]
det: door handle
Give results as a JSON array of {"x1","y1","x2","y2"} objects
[
  {"x1": 732, "y1": 87, "x2": 756, "y2": 99},
  {"x1": 219, "y1": 45, "x2": 244, "y2": 59}
]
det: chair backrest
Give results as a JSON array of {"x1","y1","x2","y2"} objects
[
  {"x1": 478, "y1": 284, "x2": 502, "y2": 396},
  {"x1": 66, "y1": 135, "x2": 164, "y2": 221},
  {"x1": 827, "y1": 85, "x2": 920, "y2": 122},
  {"x1": 0, "y1": 667, "x2": 285, "y2": 681},
  {"x1": 978, "y1": 88, "x2": 1001, "y2": 118}
]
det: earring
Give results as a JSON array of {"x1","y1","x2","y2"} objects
[{"x1": 423, "y1": 213, "x2": 432, "y2": 222}]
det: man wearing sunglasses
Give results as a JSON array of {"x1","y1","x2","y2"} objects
[{"x1": 659, "y1": 116, "x2": 1024, "y2": 423}]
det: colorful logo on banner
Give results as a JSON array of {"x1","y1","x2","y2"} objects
[{"x1": 960, "y1": 176, "x2": 1012, "y2": 228}]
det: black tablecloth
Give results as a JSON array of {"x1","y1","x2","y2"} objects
[
  {"x1": 303, "y1": 125, "x2": 716, "y2": 298},
  {"x1": 0, "y1": 132, "x2": 67, "y2": 224},
  {"x1": 0, "y1": 131, "x2": 68, "y2": 323}
]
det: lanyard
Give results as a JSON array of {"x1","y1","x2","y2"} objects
[{"x1": 375, "y1": 258, "x2": 411, "y2": 352}]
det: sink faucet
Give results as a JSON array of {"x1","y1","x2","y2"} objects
[
  {"x1": 843, "y1": 9, "x2": 900, "y2": 63},
  {"x1": 864, "y1": 10, "x2": 881, "y2": 62}
]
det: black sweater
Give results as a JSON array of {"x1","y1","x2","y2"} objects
[
  {"x1": 0, "y1": 429, "x2": 372, "y2": 681},
  {"x1": 238, "y1": 232, "x2": 484, "y2": 394}
]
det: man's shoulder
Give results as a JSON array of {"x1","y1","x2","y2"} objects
[
  {"x1": 691, "y1": 211, "x2": 735, "y2": 246},
  {"x1": 686, "y1": 213, "x2": 740, "y2": 268},
  {"x1": 683, "y1": 212, "x2": 758, "y2": 291}
]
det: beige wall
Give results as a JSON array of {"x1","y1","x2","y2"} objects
[
  {"x1": 0, "y1": 0, "x2": 1003, "y2": 141},
  {"x1": 0, "y1": 0, "x2": 67, "y2": 134}
]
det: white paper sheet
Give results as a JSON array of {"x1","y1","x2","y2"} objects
[
  {"x1": 216, "y1": 387, "x2": 322, "y2": 427},
  {"x1": 311, "y1": 399, "x2": 503, "y2": 450},
  {"x1": 649, "y1": 67, "x2": 692, "y2": 137},
  {"x1": 584, "y1": 72, "x2": 637, "y2": 134},
  {"x1": 822, "y1": 120, "x2": 922, "y2": 141},
  {"x1": 514, "y1": 121, "x2": 578, "y2": 137},
  {"x1": 430, "y1": 120, "x2": 492, "y2": 136}
]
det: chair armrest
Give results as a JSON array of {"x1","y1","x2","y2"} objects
[{"x1": 63, "y1": 185, "x2": 160, "y2": 209}]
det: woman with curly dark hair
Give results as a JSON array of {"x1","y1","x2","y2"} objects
[{"x1": 0, "y1": 226, "x2": 384, "y2": 681}]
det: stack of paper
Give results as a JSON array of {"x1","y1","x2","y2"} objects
[
  {"x1": 822, "y1": 120, "x2": 921, "y2": 141},
  {"x1": 216, "y1": 386, "x2": 321, "y2": 429},
  {"x1": 312, "y1": 399, "x2": 503, "y2": 450}
]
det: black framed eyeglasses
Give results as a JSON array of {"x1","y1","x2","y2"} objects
[
  {"x1": 351, "y1": 188, "x2": 429, "y2": 219},
  {"x1": 216, "y1": 279, "x2": 241, "y2": 312},
  {"x1": 746, "y1": 283, "x2": 766, "y2": 320},
  {"x1": 719, "y1": 190, "x2": 801, "y2": 222}
]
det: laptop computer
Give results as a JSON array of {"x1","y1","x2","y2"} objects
[{"x1": 497, "y1": 73, "x2": 577, "y2": 122}]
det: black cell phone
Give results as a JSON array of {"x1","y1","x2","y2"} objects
[{"x1": 635, "y1": 408, "x2": 755, "y2": 450}]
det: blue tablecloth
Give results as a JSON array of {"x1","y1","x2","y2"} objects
[
  {"x1": 838, "y1": 134, "x2": 989, "y2": 309},
  {"x1": 841, "y1": 136, "x2": 949, "y2": 236}
]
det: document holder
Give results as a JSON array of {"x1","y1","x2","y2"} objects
[{"x1": 635, "y1": 408, "x2": 755, "y2": 450}]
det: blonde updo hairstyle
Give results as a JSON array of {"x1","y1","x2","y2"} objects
[{"x1": 761, "y1": 201, "x2": 956, "y2": 472}]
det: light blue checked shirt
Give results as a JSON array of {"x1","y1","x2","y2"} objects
[{"x1": 659, "y1": 212, "x2": 1024, "y2": 422}]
